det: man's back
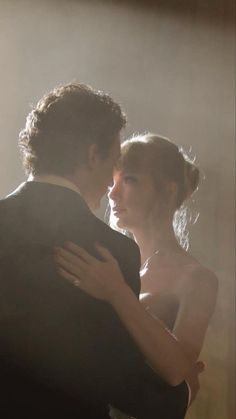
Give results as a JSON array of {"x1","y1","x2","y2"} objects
[
  {"x1": 0, "y1": 181, "x2": 145, "y2": 416},
  {"x1": 0, "y1": 182, "x2": 188, "y2": 419}
]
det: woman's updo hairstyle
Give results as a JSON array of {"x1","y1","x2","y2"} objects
[{"x1": 117, "y1": 133, "x2": 199, "y2": 209}]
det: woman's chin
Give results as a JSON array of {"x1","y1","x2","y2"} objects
[
  {"x1": 110, "y1": 211, "x2": 133, "y2": 230},
  {"x1": 115, "y1": 219, "x2": 126, "y2": 229},
  {"x1": 115, "y1": 216, "x2": 131, "y2": 230}
]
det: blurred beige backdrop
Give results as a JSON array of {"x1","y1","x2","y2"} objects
[{"x1": 0, "y1": 0, "x2": 235, "y2": 418}]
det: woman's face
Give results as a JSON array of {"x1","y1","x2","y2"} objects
[{"x1": 108, "y1": 169, "x2": 160, "y2": 231}]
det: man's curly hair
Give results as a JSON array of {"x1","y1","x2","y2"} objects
[{"x1": 19, "y1": 83, "x2": 126, "y2": 175}]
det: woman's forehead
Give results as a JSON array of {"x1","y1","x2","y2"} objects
[
  {"x1": 115, "y1": 154, "x2": 150, "y2": 172},
  {"x1": 113, "y1": 168, "x2": 151, "y2": 178}
]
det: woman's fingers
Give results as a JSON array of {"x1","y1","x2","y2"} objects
[
  {"x1": 59, "y1": 267, "x2": 102, "y2": 300},
  {"x1": 58, "y1": 267, "x2": 81, "y2": 287},
  {"x1": 55, "y1": 247, "x2": 87, "y2": 269},
  {"x1": 65, "y1": 241, "x2": 97, "y2": 264},
  {"x1": 63, "y1": 241, "x2": 115, "y2": 265},
  {"x1": 94, "y1": 243, "x2": 115, "y2": 262},
  {"x1": 55, "y1": 253, "x2": 84, "y2": 278},
  {"x1": 55, "y1": 242, "x2": 125, "y2": 302}
]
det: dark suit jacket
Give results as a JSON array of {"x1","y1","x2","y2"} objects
[{"x1": 0, "y1": 182, "x2": 188, "y2": 419}]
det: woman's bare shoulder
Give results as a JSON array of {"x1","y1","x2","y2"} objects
[
  {"x1": 180, "y1": 263, "x2": 219, "y2": 300},
  {"x1": 141, "y1": 250, "x2": 218, "y2": 300}
]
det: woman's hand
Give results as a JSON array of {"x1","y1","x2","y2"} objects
[
  {"x1": 54, "y1": 241, "x2": 128, "y2": 302},
  {"x1": 185, "y1": 360, "x2": 205, "y2": 406}
]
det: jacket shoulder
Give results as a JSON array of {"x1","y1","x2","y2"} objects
[
  {"x1": 93, "y1": 215, "x2": 140, "y2": 261},
  {"x1": 91, "y1": 217, "x2": 141, "y2": 296},
  {"x1": 0, "y1": 193, "x2": 21, "y2": 212}
]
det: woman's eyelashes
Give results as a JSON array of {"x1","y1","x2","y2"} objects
[
  {"x1": 107, "y1": 174, "x2": 138, "y2": 194},
  {"x1": 123, "y1": 175, "x2": 138, "y2": 184}
]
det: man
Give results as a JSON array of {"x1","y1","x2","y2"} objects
[{"x1": 0, "y1": 83, "x2": 189, "y2": 418}]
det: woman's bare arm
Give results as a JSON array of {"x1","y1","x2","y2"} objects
[
  {"x1": 55, "y1": 242, "x2": 217, "y2": 386},
  {"x1": 108, "y1": 280, "x2": 192, "y2": 385},
  {"x1": 172, "y1": 267, "x2": 218, "y2": 364},
  {"x1": 140, "y1": 266, "x2": 218, "y2": 367}
]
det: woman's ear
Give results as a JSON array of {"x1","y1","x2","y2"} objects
[{"x1": 87, "y1": 143, "x2": 101, "y2": 170}]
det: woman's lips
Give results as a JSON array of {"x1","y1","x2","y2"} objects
[{"x1": 112, "y1": 207, "x2": 126, "y2": 216}]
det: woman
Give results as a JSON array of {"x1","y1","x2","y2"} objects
[{"x1": 55, "y1": 134, "x2": 218, "y2": 414}]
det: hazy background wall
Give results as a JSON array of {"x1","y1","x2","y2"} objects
[{"x1": 0, "y1": 0, "x2": 235, "y2": 417}]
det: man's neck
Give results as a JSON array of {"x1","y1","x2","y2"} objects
[{"x1": 28, "y1": 173, "x2": 81, "y2": 195}]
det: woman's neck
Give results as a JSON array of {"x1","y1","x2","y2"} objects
[{"x1": 132, "y1": 219, "x2": 182, "y2": 266}]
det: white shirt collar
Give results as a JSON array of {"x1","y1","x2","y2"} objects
[{"x1": 28, "y1": 174, "x2": 81, "y2": 195}]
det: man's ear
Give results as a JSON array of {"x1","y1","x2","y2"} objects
[
  {"x1": 168, "y1": 181, "x2": 178, "y2": 195},
  {"x1": 87, "y1": 144, "x2": 101, "y2": 170},
  {"x1": 167, "y1": 181, "x2": 178, "y2": 208}
]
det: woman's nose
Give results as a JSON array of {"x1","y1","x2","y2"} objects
[{"x1": 108, "y1": 182, "x2": 120, "y2": 201}]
